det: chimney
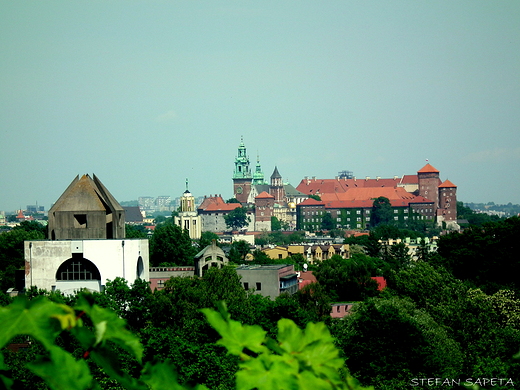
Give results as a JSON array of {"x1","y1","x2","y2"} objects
[{"x1": 365, "y1": 176, "x2": 370, "y2": 181}]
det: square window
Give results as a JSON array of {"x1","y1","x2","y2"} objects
[{"x1": 74, "y1": 214, "x2": 87, "y2": 228}]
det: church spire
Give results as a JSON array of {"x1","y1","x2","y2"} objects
[
  {"x1": 233, "y1": 136, "x2": 252, "y2": 179},
  {"x1": 253, "y1": 154, "x2": 266, "y2": 185}
]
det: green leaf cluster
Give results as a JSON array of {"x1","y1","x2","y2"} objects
[
  {"x1": 0, "y1": 295, "x2": 205, "y2": 390},
  {"x1": 202, "y1": 302, "x2": 372, "y2": 390},
  {"x1": 1, "y1": 296, "x2": 373, "y2": 390}
]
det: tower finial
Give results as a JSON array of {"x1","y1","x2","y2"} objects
[{"x1": 185, "y1": 178, "x2": 188, "y2": 191}]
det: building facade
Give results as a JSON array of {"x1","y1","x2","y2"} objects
[{"x1": 25, "y1": 174, "x2": 149, "y2": 293}]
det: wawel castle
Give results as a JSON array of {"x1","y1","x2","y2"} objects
[{"x1": 185, "y1": 138, "x2": 458, "y2": 237}]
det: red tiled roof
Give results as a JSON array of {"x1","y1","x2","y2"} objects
[
  {"x1": 299, "y1": 271, "x2": 317, "y2": 284},
  {"x1": 296, "y1": 177, "x2": 403, "y2": 195},
  {"x1": 439, "y1": 179, "x2": 457, "y2": 188},
  {"x1": 256, "y1": 191, "x2": 274, "y2": 199},
  {"x1": 400, "y1": 175, "x2": 418, "y2": 184},
  {"x1": 198, "y1": 196, "x2": 242, "y2": 212},
  {"x1": 417, "y1": 163, "x2": 439, "y2": 173},
  {"x1": 371, "y1": 276, "x2": 387, "y2": 291},
  {"x1": 297, "y1": 198, "x2": 325, "y2": 206}
]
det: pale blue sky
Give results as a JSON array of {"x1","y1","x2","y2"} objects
[{"x1": 1, "y1": 1, "x2": 519, "y2": 212}]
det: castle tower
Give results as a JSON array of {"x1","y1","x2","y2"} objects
[
  {"x1": 233, "y1": 137, "x2": 253, "y2": 204},
  {"x1": 438, "y1": 179, "x2": 457, "y2": 222},
  {"x1": 269, "y1": 166, "x2": 285, "y2": 203},
  {"x1": 175, "y1": 179, "x2": 201, "y2": 239},
  {"x1": 255, "y1": 191, "x2": 275, "y2": 231},
  {"x1": 417, "y1": 163, "x2": 441, "y2": 208}
]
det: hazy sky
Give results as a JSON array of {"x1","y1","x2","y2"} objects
[{"x1": 1, "y1": 1, "x2": 519, "y2": 212}]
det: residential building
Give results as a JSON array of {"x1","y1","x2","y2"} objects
[{"x1": 235, "y1": 264, "x2": 298, "y2": 299}]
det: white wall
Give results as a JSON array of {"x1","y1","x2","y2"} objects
[{"x1": 24, "y1": 239, "x2": 149, "y2": 293}]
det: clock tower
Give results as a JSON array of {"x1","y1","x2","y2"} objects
[{"x1": 233, "y1": 137, "x2": 253, "y2": 204}]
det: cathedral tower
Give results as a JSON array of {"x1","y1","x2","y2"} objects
[
  {"x1": 269, "y1": 166, "x2": 285, "y2": 203},
  {"x1": 233, "y1": 137, "x2": 253, "y2": 204}
]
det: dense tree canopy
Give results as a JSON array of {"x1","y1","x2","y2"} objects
[
  {"x1": 371, "y1": 196, "x2": 393, "y2": 227},
  {"x1": 224, "y1": 207, "x2": 250, "y2": 231},
  {"x1": 436, "y1": 216, "x2": 520, "y2": 294},
  {"x1": 149, "y1": 223, "x2": 196, "y2": 266},
  {"x1": 313, "y1": 255, "x2": 379, "y2": 302}
]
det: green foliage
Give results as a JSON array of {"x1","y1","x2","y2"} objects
[
  {"x1": 371, "y1": 197, "x2": 393, "y2": 227},
  {"x1": 332, "y1": 297, "x2": 463, "y2": 388},
  {"x1": 0, "y1": 296, "x2": 372, "y2": 390},
  {"x1": 196, "y1": 231, "x2": 220, "y2": 251},
  {"x1": 150, "y1": 223, "x2": 196, "y2": 266},
  {"x1": 224, "y1": 207, "x2": 251, "y2": 231},
  {"x1": 321, "y1": 212, "x2": 335, "y2": 230},
  {"x1": 270, "y1": 216, "x2": 282, "y2": 231},
  {"x1": 226, "y1": 198, "x2": 241, "y2": 204},
  {"x1": 227, "y1": 240, "x2": 251, "y2": 263},
  {"x1": 308, "y1": 195, "x2": 321, "y2": 201},
  {"x1": 0, "y1": 226, "x2": 46, "y2": 291},
  {"x1": 125, "y1": 224, "x2": 148, "y2": 239},
  {"x1": 202, "y1": 301, "x2": 372, "y2": 390},
  {"x1": 314, "y1": 255, "x2": 379, "y2": 302},
  {"x1": 436, "y1": 216, "x2": 520, "y2": 293}
]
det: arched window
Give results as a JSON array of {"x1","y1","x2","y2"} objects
[
  {"x1": 136, "y1": 256, "x2": 144, "y2": 279},
  {"x1": 56, "y1": 257, "x2": 101, "y2": 281}
]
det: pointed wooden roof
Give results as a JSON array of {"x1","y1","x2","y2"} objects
[{"x1": 49, "y1": 174, "x2": 124, "y2": 213}]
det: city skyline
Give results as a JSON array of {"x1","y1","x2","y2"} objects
[{"x1": 1, "y1": 1, "x2": 520, "y2": 211}]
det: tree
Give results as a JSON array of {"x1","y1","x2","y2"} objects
[
  {"x1": 371, "y1": 196, "x2": 393, "y2": 227},
  {"x1": 332, "y1": 297, "x2": 463, "y2": 388},
  {"x1": 125, "y1": 224, "x2": 148, "y2": 238},
  {"x1": 149, "y1": 224, "x2": 196, "y2": 266},
  {"x1": 321, "y1": 212, "x2": 335, "y2": 230},
  {"x1": 313, "y1": 255, "x2": 379, "y2": 302},
  {"x1": 251, "y1": 249, "x2": 273, "y2": 264},
  {"x1": 224, "y1": 207, "x2": 250, "y2": 231},
  {"x1": 227, "y1": 240, "x2": 251, "y2": 263},
  {"x1": 271, "y1": 216, "x2": 282, "y2": 231},
  {"x1": 0, "y1": 227, "x2": 45, "y2": 291},
  {"x1": 308, "y1": 194, "x2": 321, "y2": 201},
  {"x1": 226, "y1": 197, "x2": 241, "y2": 204},
  {"x1": 197, "y1": 231, "x2": 220, "y2": 252},
  {"x1": 436, "y1": 216, "x2": 520, "y2": 293}
]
